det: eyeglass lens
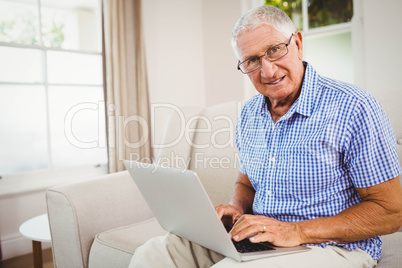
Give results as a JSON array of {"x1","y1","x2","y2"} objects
[
  {"x1": 239, "y1": 43, "x2": 288, "y2": 73},
  {"x1": 238, "y1": 34, "x2": 293, "y2": 74}
]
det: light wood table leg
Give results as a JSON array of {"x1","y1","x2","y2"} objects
[{"x1": 32, "y1": 240, "x2": 43, "y2": 268}]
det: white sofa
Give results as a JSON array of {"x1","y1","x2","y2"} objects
[{"x1": 46, "y1": 101, "x2": 402, "y2": 268}]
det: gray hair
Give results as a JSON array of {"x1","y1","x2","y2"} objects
[{"x1": 232, "y1": 5, "x2": 296, "y2": 48}]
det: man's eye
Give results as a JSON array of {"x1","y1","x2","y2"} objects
[
  {"x1": 269, "y1": 46, "x2": 280, "y2": 54},
  {"x1": 247, "y1": 57, "x2": 259, "y2": 65}
]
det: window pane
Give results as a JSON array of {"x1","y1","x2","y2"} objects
[
  {"x1": 0, "y1": 0, "x2": 40, "y2": 45},
  {"x1": 41, "y1": 0, "x2": 102, "y2": 51},
  {"x1": 265, "y1": 0, "x2": 303, "y2": 31},
  {"x1": 47, "y1": 51, "x2": 102, "y2": 85},
  {"x1": 48, "y1": 86, "x2": 107, "y2": 168},
  {"x1": 308, "y1": 0, "x2": 353, "y2": 29},
  {"x1": 0, "y1": 85, "x2": 49, "y2": 175},
  {"x1": 304, "y1": 32, "x2": 353, "y2": 83},
  {"x1": 0, "y1": 46, "x2": 43, "y2": 83}
]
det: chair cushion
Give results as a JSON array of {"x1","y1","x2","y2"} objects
[
  {"x1": 88, "y1": 218, "x2": 166, "y2": 268},
  {"x1": 376, "y1": 232, "x2": 402, "y2": 268}
]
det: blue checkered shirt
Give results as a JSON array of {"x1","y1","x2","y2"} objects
[{"x1": 236, "y1": 62, "x2": 401, "y2": 260}]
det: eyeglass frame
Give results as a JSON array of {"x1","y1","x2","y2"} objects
[{"x1": 237, "y1": 34, "x2": 294, "y2": 74}]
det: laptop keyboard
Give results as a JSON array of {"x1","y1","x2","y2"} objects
[{"x1": 233, "y1": 239, "x2": 275, "y2": 253}]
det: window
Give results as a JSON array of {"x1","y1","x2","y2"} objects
[
  {"x1": 0, "y1": 0, "x2": 107, "y2": 177},
  {"x1": 264, "y1": 0, "x2": 353, "y2": 31},
  {"x1": 264, "y1": 0, "x2": 354, "y2": 84}
]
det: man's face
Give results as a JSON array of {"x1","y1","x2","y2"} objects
[{"x1": 235, "y1": 25, "x2": 305, "y2": 102}]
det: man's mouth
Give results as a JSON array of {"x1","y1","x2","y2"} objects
[{"x1": 267, "y1": 76, "x2": 285, "y2": 85}]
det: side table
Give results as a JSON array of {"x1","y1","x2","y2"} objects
[{"x1": 19, "y1": 214, "x2": 51, "y2": 268}]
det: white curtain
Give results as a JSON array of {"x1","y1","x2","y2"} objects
[{"x1": 103, "y1": 0, "x2": 152, "y2": 172}]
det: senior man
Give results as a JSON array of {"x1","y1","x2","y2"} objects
[{"x1": 130, "y1": 5, "x2": 402, "y2": 268}]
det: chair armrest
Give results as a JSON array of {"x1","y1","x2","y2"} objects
[{"x1": 46, "y1": 171, "x2": 153, "y2": 268}]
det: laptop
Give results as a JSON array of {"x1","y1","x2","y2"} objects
[{"x1": 123, "y1": 160, "x2": 310, "y2": 262}]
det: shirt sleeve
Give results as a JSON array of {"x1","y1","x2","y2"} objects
[{"x1": 345, "y1": 93, "x2": 401, "y2": 188}]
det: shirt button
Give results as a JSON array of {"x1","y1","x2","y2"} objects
[{"x1": 267, "y1": 190, "x2": 272, "y2": 195}]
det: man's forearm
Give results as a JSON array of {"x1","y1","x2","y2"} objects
[
  {"x1": 297, "y1": 201, "x2": 401, "y2": 244},
  {"x1": 297, "y1": 178, "x2": 402, "y2": 244}
]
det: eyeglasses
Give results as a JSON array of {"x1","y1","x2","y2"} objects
[{"x1": 237, "y1": 34, "x2": 294, "y2": 74}]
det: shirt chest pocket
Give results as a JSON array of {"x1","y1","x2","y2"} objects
[{"x1": 286, "y1": 151, "x2": 344, "y2": 202}]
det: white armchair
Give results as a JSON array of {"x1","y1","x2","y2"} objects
[{"x1": 46, "y1": 101, "x2": 402, "y2": 268}]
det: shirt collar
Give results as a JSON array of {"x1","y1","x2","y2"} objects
[{"x1": 295, "y1": 62, "x2": 319, "y2": 117}]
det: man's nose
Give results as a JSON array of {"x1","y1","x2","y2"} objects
[{"x1": 260, "y1": 57, "x2": 276, "y2": 77}]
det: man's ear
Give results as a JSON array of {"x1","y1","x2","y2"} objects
[{"x1": 294, "y1": 31, "x2": 303, "y2": 60}]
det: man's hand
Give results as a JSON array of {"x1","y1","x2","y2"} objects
[
  {"x1": 215, "y1": 204, "x2": 243, "y2": 228},
  {"x1": 214, "y1": 172, "x2": 255, "y2": 229},
  {"x1": 228, "y1": 214, "x2": 302, "y2": 247}
]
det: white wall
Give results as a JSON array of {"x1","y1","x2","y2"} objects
[
  {"x1": 142, "y1": 0, "x2": 245, "y2": 148},
  {"x1": 352, "y1": 0, "x2": 402, "y2": 139},
  {"x1": 142, "y1": 0, "x2": 206, "y2": 108},
  {"x1": 201, "y1": 0, "x2": 244, "y2": 106},
  {"x1": 357, "y1": 0, "x2": 402, "y2": 94},
  {"x1": 142, "y1": 0, "x2": 244, "y2": 108},
  {"x1": 0, "y1": 191, "x2": 51, "y2": 260}
]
